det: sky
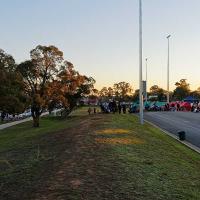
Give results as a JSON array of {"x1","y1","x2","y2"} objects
[{"x1": 1, "y1": 0, "x2": 200, "y2": 91}]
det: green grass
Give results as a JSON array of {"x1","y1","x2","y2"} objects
[
  {"x1": 0, "y1": 121, "x2": 6, "y2": 125},
  {"x1": 0, "y1": 107, "x2": 86, "y2": 199},
  {"x1": 0, "y1": 107, "x2": 86, "y2": 151},
  {"x1": 0, "y1": 107, "x2": 200, "y2": 199},
  {"x1": 97, "y1": 115, "x2": 200, "y2": 199}
]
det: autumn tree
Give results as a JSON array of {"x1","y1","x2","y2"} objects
[
  {"x1": 17, "y1": 45, "x2": 65, "y2": 127},
  {"x1": 58, "y1": 62, "x2": 95, "y2": 112},
  {"x1": 113, "y1": 81, "x2": 133, "y2": 100},
  {"x1": 76, "y1": 76, "x2": 96, "y2": 99},
  {"x1": 173, "y1": 79, "x2": 190, "y2": 100},
  {"x1": 0, "y1": 49, "x2": 26, "y2": 118}
]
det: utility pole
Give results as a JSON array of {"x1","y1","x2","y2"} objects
[
  {"x1": 139, "y1": 0, "x2": 143, "y2": 124},
  {"x1": 145, "y1": 58, "x2": 148, "y2": 104},
  {"x1": 167, "y1": 35, "x2": 171, "y2": 104}
]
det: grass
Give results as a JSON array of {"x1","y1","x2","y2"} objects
[
  {"x1": 97, "y1": 116, "x2": 200, "y2": 199},
  {"x1": 0, "y1": 107, "x2": 200, "y2": 199},
  {"x1": 0, "y1": 121, "x2": 6, "y2": 125}
]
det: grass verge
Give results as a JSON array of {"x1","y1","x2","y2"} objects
[{"x1": 0, "y1": 107, "x2": 200, "y2": 200}]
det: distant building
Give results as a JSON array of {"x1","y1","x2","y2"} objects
[{"x1": 79, "y1": 96, "x2": 99, "y2": 106}]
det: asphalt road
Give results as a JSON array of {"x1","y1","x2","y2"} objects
[{"x1": 144, "y1": 111, "x2": 200, "y2": 148}]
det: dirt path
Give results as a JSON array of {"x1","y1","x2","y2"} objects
[{"x1": 34, "y1": 114, "x2": 112, "y2": 200}]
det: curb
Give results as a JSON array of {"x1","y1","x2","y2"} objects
[{"x1": 144, "y1": 119, "x2": 200, "y2": 154}]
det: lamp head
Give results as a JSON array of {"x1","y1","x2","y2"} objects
[{"x1": 167, "y1": 35, "x2": 171, "y2": 39}]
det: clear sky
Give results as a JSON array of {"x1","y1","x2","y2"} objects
[{"x1": 1, "y1": 0, "x2": 200, "y2": 91}]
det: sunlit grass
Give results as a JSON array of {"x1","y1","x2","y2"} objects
[
  {"x1": 95, "y1": 137, "x2": 145, "y2": 145},
  {"x1": 95, "y1": 128, "x2": 144, "y2": 145},
  {"x1": 95, "y1": 128, "x2": 130, "y2": 134}
]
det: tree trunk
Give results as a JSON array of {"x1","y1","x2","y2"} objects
[
  {"x1": 33, "y1": 115, "x2": 40, "y2": 127},
  {"x1": 61, "y1": 108, "x2": 72, "y2": 119}
]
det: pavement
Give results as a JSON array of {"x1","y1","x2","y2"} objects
[
  {"x1": 0, "y1": 112, "x2": 49, "y2": 130},
  {"x1": 144, "y1": 111, "x2": 200, "y2": 149}
]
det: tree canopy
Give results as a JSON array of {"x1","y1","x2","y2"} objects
[
  {"x1": 0, "y1": 49, "x2": 26, "y2": 115},
  {"x1": 149, "y1": 85, "x2": 166, "y2": 101},
  {"x1": 173, "y1": 79, "x2": 190, "y2": 100},
  {"x1": 17, "y1": 45, "x2": 95, "y2": 127}
]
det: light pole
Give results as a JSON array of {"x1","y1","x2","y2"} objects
[
  {"x1": 145, "y1": 58, "x2": 148, "y2": 104},
  {"x1": 139, "y1": 0, "x2": 143, "y2": 124},
  {"x1": 167, "y1": 35, "x2": 171, "y2": 104}
]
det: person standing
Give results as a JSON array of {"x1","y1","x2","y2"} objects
[
  {"x1": 88, "y1": 107, "x2": 92, "y2": 115},
  {"x1": 177, "y1": 103, "x2": 180, "y2": 111},
  {"x1": 113, "y1": 100, "x2": 117, "y2": 114},
  {"x1": 122, "y1": 103, "x2": 126, "y2": 114},
  {"x1": 118, "y1": 102, "x2": 122, "y2": 114}
]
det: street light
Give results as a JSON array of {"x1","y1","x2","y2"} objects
[
  {"x1": 145, "y1": 58, "x2": 148, "y2": 104},
  {"x1": 167, "y1": 34, "x2": 171, "y2": 104},
  {"x1": 139, "y1": 0, "x2": 143, "y2": 124}
]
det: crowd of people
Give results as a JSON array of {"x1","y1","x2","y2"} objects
[
  {"x1": 99, "y1": 101, "x2": 128, "y2": 114},
  {"x1": 87, "y1": 100, "x2": 200, "y2": 115},
  {"x1": 166, "y1": 102, "x2": 200, "y2": 112},
  {"x1": 88, "y1": 101, "x2": 129, "y2": 115},
  {"x1": 191, "y1": 102, "x2": 200, "y2": 112}
]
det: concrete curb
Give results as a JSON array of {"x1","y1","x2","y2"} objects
[{"x1": 144, "y1": 119, "x2": 200, "y2": 155}]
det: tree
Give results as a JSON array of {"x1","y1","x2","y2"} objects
[
  {"x1": 113, "y1": 82, "x2": 133, "y2": 100},
  {"x1": 88, "y1": 88, "x2": 99, "y2": 102},
  {"x1": 76, "y1": 76, "x2": 96, "y2": 98},
  {"x1": 190, "y1": 87, "x2": 200, "y2": 99},
  {"x1": 107, "y1": 87, "x2": 114, "y2": 98},
  {"x1": 173, "y1": 79, "x2": 190, "y2": 100},
  {"x1": 17, "y1": 45, "x2": 64, "y2": 127},
  {"x1": 99, "y1": 86, "x2": 114, "y2": 101},
  {"x1": 58, "y1": 62, "x2": 95, "y2": 112},
  {"x1": 99, "y1": 87, "x2": 109, "y2": 101},
  {"x1": 132, "y1": 89, "x2": 139, "y2": 102},
  {"x1": 99, "y1": 87, "x2": 108, "y2": 97},
  {"x1": 149, "y1": 85, "x2": 166, "y2": 101},
  {"x1": 0, "y1": 49, "x2": 26, "y2": 117}
]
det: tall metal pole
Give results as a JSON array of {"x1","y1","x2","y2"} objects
[
  {"x1": 139, "y1": 0, "x2": 143, "y2": 124},
  {"x1": 167, "y1": 35, "x2": 171, "y2": 104},
  {"x1": 145, "y1": 58, "x2": 148, "y2": 104}
]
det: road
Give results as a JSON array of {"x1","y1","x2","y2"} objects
[{"x1": 144, "y1": 111, "x2": 200, "y2": 148}]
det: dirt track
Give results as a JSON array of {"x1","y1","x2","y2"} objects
[{"x1": 34, "y1": 115, "x2": 118, "y2": 200}]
